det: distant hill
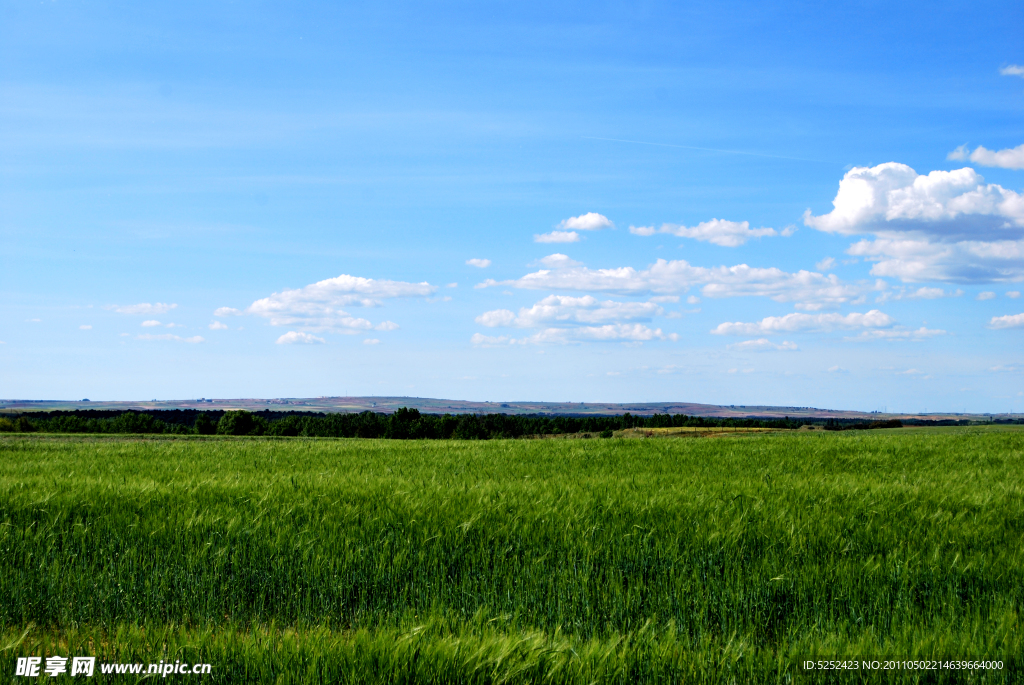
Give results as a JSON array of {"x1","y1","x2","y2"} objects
[{"x1": 1, "y1": 396, "x2": 1015, "y2": 422}]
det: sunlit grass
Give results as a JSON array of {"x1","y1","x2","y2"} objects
[{"x1": 0, "y1": 431, "x2": 1021, "y2": 682}]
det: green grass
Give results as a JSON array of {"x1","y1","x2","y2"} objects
[{"x1": 0, "y1": 431, "x2": 1021, "y2": 683}]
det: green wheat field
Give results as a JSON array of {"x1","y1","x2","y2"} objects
[{"x1": 1, "y1": 429, "x2": 1021, "y2": 683}]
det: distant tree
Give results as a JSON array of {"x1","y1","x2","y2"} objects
[
  {"x1": 0, "y1": 418, "x2": 14, "y2": 432},
  {"x1": 16, "y1": 416, "x2": 35, "y2": 433},
  {"x1": 194, "y1": 413, "x2": 217, "y2": 435},
  {"x1": 216, "y1": 410, "x2": 261, "y2": 436}
]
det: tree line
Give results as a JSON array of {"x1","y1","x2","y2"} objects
[{"x1": 0, "y1": 408, "x2": 820, "y2": 438}]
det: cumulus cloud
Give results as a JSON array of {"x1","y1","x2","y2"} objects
[
  {"x1": 276, "y1": 331, "x2": 325, "y2": 344},
  {"x1": 534, "y1": 230, "x2": 580, "y2": 243},
  {"x1": 804, "y1": 163, "x2": 1024, "y2": 283},
  {"x1": 816, "y1": 257, "x2": 836, "y2": 271},
  {"x1": 948, "y1": 143, "x2": 1024, "y2": 170},
  {"x1": 875, "y1": 286, "x2": 962, "y2": 303},
  {"x1": 246, "y1": 274, "x2": 434, "y2": 333},
  {"x1": 363, "y1": 338, "x2": 381, "y2": 345},
  {"x1": 137, "y1": 334, "x2": 204, "y2": 343},
  {"x1": 476, "y1": 295, "x2": 663, "y2": 328},
  {"x1": 472, "y1": 324, "x2": 676, "y2": 346},
  {"x1": 1000, "y1": 65, "x2": 1024, "y2": 77},
  {"x1": 977, "y1": 291, "x2": 996, "y2": 300},
  {"x1": 107, "y1": 303, "x2": 177, "y2": 315},
  {"x1": 79, "y1": 325, "x2": 92, "y2": 330},
  {"x1": 209, "y1": 321, "x2": 229, "y2": 330},
  {"x1": 989, "y1": 312, "x2": 1024, "y2": 329},
  {"x1": 1008, "y1": 291, "x2": 1021, "y2": 298},
  {"x1": 727, "y1": 338, "x2": 799, "y2": 351},
  {"x1": 711, "y1": 310, "x2": 894, "y2": 336},
  {"x1": 558, "y1": 212, "x2": 613, "y2": 231},
  {"x1": 141, "y1": 320, "x2": 161, "y2": 327},
  {"x1": 804, "y1": 163, "x2": 1024, "y2": 240},
  {"x1": 214, "y1": 307, "x2": 242, "y2": 316},
  {"x1": 478, "y1": 254, "x2": 875, "y2": 309},
  {"x1": 466, "y1": 258, "x2": 491, "y2": 268},
  {"x1": 845, "y1": 327, "x2": 946, "y2": 341},
  {"x1": 630, "y1": 219, "x2": 777, "y2": 247}
]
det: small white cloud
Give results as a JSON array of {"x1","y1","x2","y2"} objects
[
  {"x1": 948, "y1": 143, "x2": 1024, "y2": 171},
  {"x1": 977, "y1": 291, "x2": 996, "y2": 300},
  {"x1": 214, "y1": 307, "x2": 242, "y2": 317},
  {"x1": 989, "y1": 312, "x2": 1024, "y2": 329},
  {"x1": 471, "y1": 333, "x2": 511, "y2": 346},
  {"x1": 876, "y1": 286, "x2": 962, "y2": 303},
  {"x1": 897, "y1": 368, "x2": 924, "y2": 376},
  {"x1": 446, "y1": 282, "x2": 458, "y2": 288},
  {"x1": 649, "y1": 295, "x2": 679, "y2": 303},
  {"x1": 137, "y1": 334, "x2": 204, "y2": 343},
  {"x1": 363, "y1": 338, "x2": 381, "y2": 345},
  {"x1": 466, "y1": 258, "x2": 491, "y2": 268},
  {"x1": 727, "y1": 338, "x2": 799, "y2": 351},
  {"x1": 629, "y1": 225, "x2": 657, "y2": 236},
  {"x1": 816, "y1": 257, "x2": 836, "y2": 271},
  {"x1": 712, "y1": 310, "x2": 894, "y2": 336},
  {"x1": 780, "y1": 225, "x2": 798, "y2": 237},
  {"x1": 107, "y1": 303, "x2": 177, "y2": 315},
  {"x1": 559, "y1": 212, "x2": 613, "y2": 231},
  {"x1": 374, "y1": 320, "x2": 399, "y2": 331},
  {"x1": 276, "y1": 331, "x2": 325, "y2": 344},
  {"x1": 141, "y1": 320, "x2": 161, "y2": 327},
  {"x1": 727, "y1": 368, "x2": 738, "y2": 374},
  {"x1": 534, "y1": 231, "x2": 580, "y2": 243},
  {"x1": 1008, "y1": 291, "x2": 1021, "y2": 298},
  {"x1": 828, "y1": 365, "x2": 849, "y2": 373},
  {"x1": 846, "y1": 327, "x2": 946, "y2": 341},
  {"x1": 209, "y1": 321, "x2": 229, "y2": 330},
  {"x1": 606, "y1": 371, "x2": 621, "y2": 376},
  {"x1": 633, "y1": 219, "x2": 777, "y2": 247},
  {"x1": 1000, "y1": 64, "x2": 1024, "y2": 77},
  {"x1": 686, "y1": 295, "x2": 701, "y2": 304},
  {"x1": 79, "y1": 324, "x2": 92, "y2": 330}
]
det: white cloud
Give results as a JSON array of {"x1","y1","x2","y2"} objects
[
  {"x1": 631, "y1": 219, "x2": 777, "y2": 247},
  {"x1": 476, "y1": 295, "x2": 664, "y2": 328},
  {"x1": 686, "y1": 295, "x2": 700, "y2": 304},
  {"x1": 137, "y1": 334, "x2": 204, "y2": 343},
  {"x1": 247, "y1": 274, "x2": 434, "y2": 332},
  {"x1": 989, "y1": 312, "x2": 1024, "y2": 329},
  {"x1": 214, "y1": 307, "x2": 242, "y2": 317},
  {"x1": 363, "y1": 338, "x2": 381, "y2": 345},
  {"x1": 1000, "y1": 65, "x2": 1024, "y2": 76},
  {"x1": 727, "y1": 338, "x2": 798, "y2": 351},
  {"x1": 1008, "y1": 291, "x2": 1021, "y2": 298},
  {"x1": 948, "y1": 143, "x2": 1024, "y2": 170},
  {"x1": 845, "y1": 327, "x2": 946, "y2": 341},
  {"x1": 977, "y1": 291, "x2": 996, "y2": 300},
  {"x1": 846, "y1": 237, "x2": 1024, "y2": 283},
  {"x1": 804, "y1": 163, "x2": 1024, "y2": 239},
  {"x1": 558, "y1": 212, "x2": 613, "y2": 231},
  {"x1": 374, "y1": 321, "x2": 399, "y2": 331},
  {"x1": 534, "y1": 230, "x2": 580, "y2": 243},
  {"x1": 209, "y1": 321, "x2": 229, "y2": 330},
  {"x1": 472, "y1": 324, "x2": 676, "y2": 346},
  {"x1": 804, "y1": 163, "x2": 1024, "y2": 284},
  {"x1": 141, "y1": 320, "x2": 161, "y2": 327},
  {"x1": 107, "y1": 303, "x2": 177, "y2": 315},
  {"x1": 875, "y1": 286, "x2": 962, "y2": 303},
  {"x1": 816, "y1": 257, "x2": 836, "y2": 271},
  {"x1": 828, "y1": 366, "x2": 849, "y2": 373},
  {"x1": 479, "y1": 254, "x2": 875, "y2": 309},
  {"x1": 649, "y1": 295, "x2": 679, "y2": 303},
  {"x1": 276, "y1": 331, "x2": 325, "y2": 344},
  {"x1": 466, "y1": 258, "x2": 491, "y2": 268},
  {"x1": 79, "y1": 324, "x2": 92, "y2": 330},
  {"x1": 711, "y1": 310, "x2": 894, "y2": 336}
]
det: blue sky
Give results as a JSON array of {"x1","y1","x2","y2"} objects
[{"x1": 2, "y1": 1, "x2": 1023, "y2": 412}]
